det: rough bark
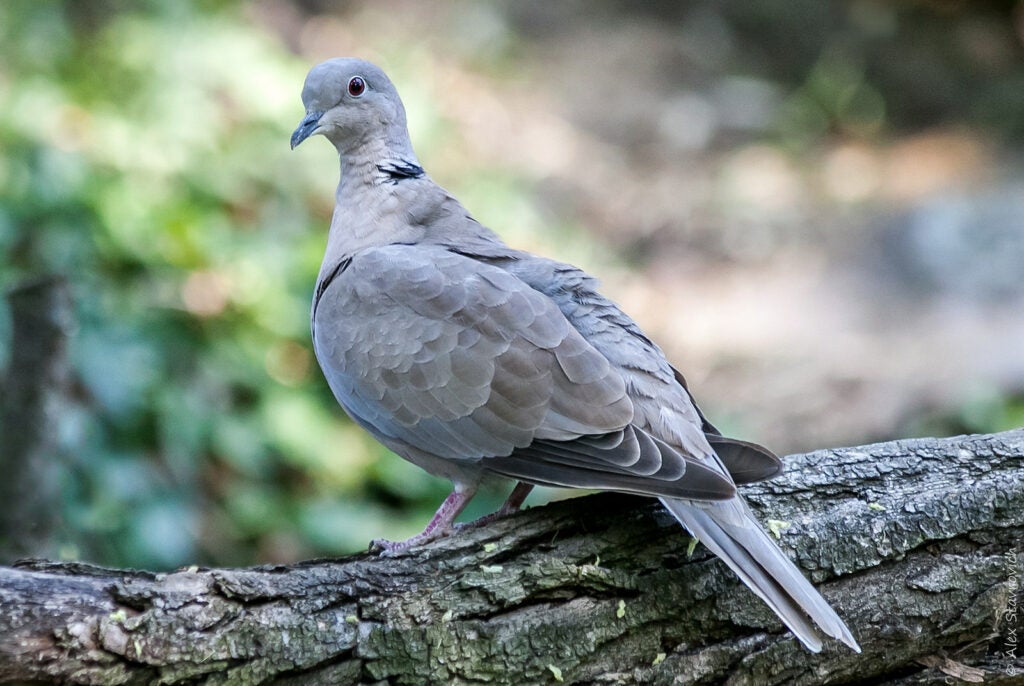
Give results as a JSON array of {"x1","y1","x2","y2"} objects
[
  {"x1": 1, "y1": 430, "x2": 1022, "y2": 685},
  {"x1": 0, "y1": 276, "x2": 72, "y2": 562}
]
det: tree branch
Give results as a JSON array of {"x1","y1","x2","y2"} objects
[
  {"x1": 0, "y1": 276, "x2": 72, "y2": 562},
  {"x1": 1, "y1": 430, "x2": 1022, "y2": 685}
]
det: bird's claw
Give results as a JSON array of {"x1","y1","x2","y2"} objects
[
  {"x1": 369, "y1": 537, "x2": 421, "y2": 557},
  {"x1": 369, "y1": 527, "x2": 452, "y2": 557}
]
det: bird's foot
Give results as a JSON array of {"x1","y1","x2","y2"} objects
[
  {"x1": 368, "y1": 487, "x2": 474, "y2": 557},
  {"x1": 369, "y1": 529, "x2": 450, "y2": 557},
  {"x1": 369, "y1": 483, "x2": 534, "y2": 555}
]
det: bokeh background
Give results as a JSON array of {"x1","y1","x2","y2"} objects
[{"x1": 2, "y1": 0, "x2": 1023, "y2": 569}]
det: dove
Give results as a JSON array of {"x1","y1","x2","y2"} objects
[{"x1": 291, "y1": 57, "x2": 859, "y2": 653}]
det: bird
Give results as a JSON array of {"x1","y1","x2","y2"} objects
[{"x1": 290, "y1": 57, "x2": 859, "y2": 653}]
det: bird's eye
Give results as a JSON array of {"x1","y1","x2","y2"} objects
[{"x1": 348, "y1": 76, "x2": 366, "y2": 97}]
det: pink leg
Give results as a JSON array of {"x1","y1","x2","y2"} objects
[
  {"x1": 497, "y1": 481, "x2": 534, "y2": 516},
  {"x1": 457, "y1": 481, "x2": 535, "y2": 530},
  {"x1": 371, "y1": 486, "x2": 476, "y2": 556}
]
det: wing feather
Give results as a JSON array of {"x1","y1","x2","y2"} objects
[
  {"x1": 313, "y1": 244, "x2": 742, "y2": 502},
  {"x1": 313, "y1": 245, "x2": 632, "y2": 461}
]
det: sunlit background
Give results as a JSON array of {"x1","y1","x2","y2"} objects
[{"x1": 2, "y1": 0, "x2": 1023, "y2": 569}]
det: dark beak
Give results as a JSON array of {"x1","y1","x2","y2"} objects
[{"x1": 290, "y1": 111, "x2": 324, "y2": 149}]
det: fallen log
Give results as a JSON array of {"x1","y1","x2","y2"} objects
[{"x1": 1, "y1": 430, "x2": 1022, "y2": 684}]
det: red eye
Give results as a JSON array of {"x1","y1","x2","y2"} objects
[{"x1": 348, "y1": 76, "x2": 366, "y2": 97}]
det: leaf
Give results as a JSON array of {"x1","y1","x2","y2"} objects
[{"x1": 767, "y1": 520, "x2": 791, "y2": 539}]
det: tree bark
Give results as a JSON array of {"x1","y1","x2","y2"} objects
[
  {"x1": 0, "y1": 276, "x2": 72, "y2": 562},
  {"x1": 1, "y1": 430, "x2": 1022, "y2": 685}
]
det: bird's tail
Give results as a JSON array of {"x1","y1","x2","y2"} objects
[{"x1": 660, "y1": 496, "x2": 860, "y2": 653}]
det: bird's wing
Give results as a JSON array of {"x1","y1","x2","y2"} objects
[
  {"x1": 312, "y1": 243, "x2": 735, "y2": 500},
  {"x1": 662, "y1": 364, "x2": 782, "y2": 483},
  {"x1": 312, "y1": 243, "x2": 633, "y2": 458},
  {"x1": 455, "y1": 250, "x2": 774, "y2": 489}
]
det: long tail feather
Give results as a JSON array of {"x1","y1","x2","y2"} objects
[{"x1": 661, "y1": 496, "x2": 860, "y2": 653}]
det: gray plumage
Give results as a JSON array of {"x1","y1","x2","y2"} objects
[{"x1": 292, "y1": 57, "x2": 859, "y2": 653}]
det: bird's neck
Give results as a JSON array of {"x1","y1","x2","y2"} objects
[
  {"x1": 336, "y1": 132, "x2": 423, "y2": 187},
  {"x1": 318, "y1": 136, "x2": 429, "y2": 275},
  {"x1": 318, "y1": 130, "x2": 510, "y2": 287}
]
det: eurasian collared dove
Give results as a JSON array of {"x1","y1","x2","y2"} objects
[{"x1": 291, "y1": 57, "x2": 859, "y2": 653}]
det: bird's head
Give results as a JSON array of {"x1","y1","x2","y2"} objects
[{"x1": 290, "y1": 58, "x2": 409, "y2": 154}]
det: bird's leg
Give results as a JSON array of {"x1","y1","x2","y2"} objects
[
  {"x1": 370, "y1": 484, "x2": 476, "y2": 556},
  {"x1": 457, "y1": 481, "x2": 535, "y2": 531},
  {"x1": 497, "y1": 481, "x2": 534, "y2": 516}
]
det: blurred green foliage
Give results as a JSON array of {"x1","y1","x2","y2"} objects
[
  {"x1": 911, "y1": 389, "x2": 1024, "y2": 441},
  {"x1": 0, "y1": 0, "x2": 505, "y2": 568}
]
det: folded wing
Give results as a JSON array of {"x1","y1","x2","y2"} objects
[{"x1": 312, "y1": 244, "x2": 735, "y2": 500}]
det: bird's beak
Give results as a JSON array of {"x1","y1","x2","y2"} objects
[{"x1": 290, "y1": 111, "x2": 325, "y2": 149}]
